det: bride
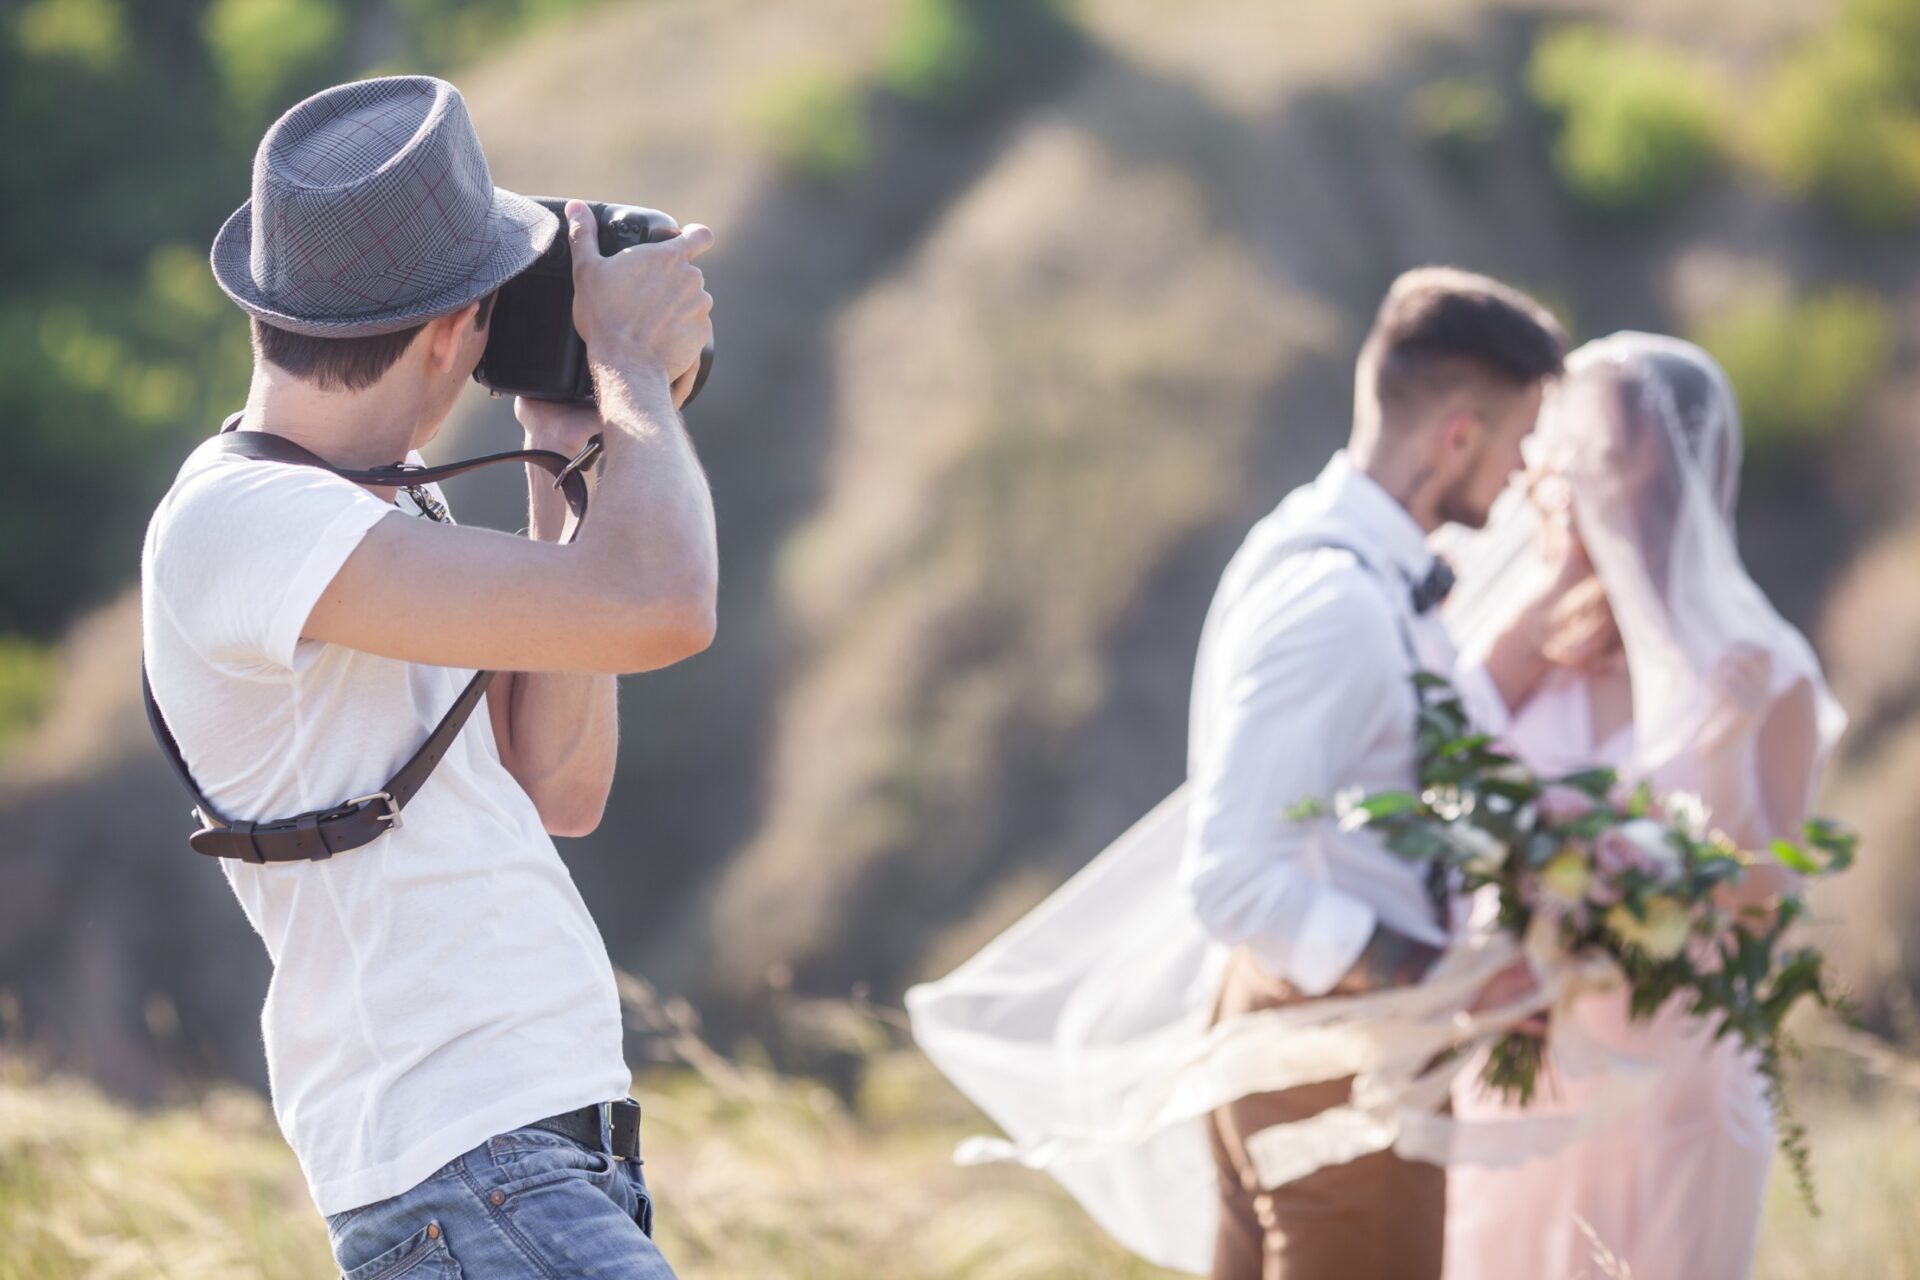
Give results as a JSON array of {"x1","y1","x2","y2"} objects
[{"x1": 1441, "y1": 332, "x2": 1847, "y2": 1280}]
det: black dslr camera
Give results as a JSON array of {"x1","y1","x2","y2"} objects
[{"x1": 474, "y1": 197, "x2": 715, "y2": 406}]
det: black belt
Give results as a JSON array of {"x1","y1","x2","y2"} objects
[{"x1": 527, "y1": 1098, "x2": 644, "y2": 1162}]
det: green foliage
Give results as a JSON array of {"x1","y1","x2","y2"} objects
[
  {"x1": 1409, "y1": 75, "x2": 1503, "y2": 171},
  {"x1": 1349, "y1": 671, "x2": 1859, "y2": 1205},
  {"x1": 1691, "y1": 286, "x2": 1895, "y2": 458},
  {"x1": 1527, "y1": 24, "x2": 1726, "y2": 216},
  {"x1": 390, "y1": 0, "x2": 602, "y2": 71},
  {"x1": 1756, "y1": 0, "x2": 1920, "y2": 228},
  {"x1": 203, "y1": 0, "x2": 344, "y2": 113},
  {"x1": 0, "y1": 636, "x2": 57, "y2": 751},
  {"x1": 14, "y1": 0, "x2": 129, "y2": 73},
  {"x1": 879, "y1": 0, "x2": 1078, "y2": 120},
  {"x1": 0, "y1": 0, "x2": 606, "y2": 641},
  {"x1": 743, "y1": 68, "x2": 872, "y2": 182}
]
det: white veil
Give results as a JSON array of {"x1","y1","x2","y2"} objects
[{"x1": 1446, "y1": 331, "x2": 1846, "y2": 837}]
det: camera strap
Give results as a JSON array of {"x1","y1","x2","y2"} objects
[{"x1": 142, "y1": 414, "x2": 603, "y2": 864}]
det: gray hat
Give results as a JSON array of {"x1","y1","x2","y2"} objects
[{"x1": 211, "y1": 75, "x2": 557, "y2": 337}]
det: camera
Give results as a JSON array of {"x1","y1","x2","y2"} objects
[{"x1": 473, "y1": 197, "x2": 716, "y2": 406}]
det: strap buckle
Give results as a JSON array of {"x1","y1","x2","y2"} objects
[
  {"x1": 552, "y1": 437, "x2": 603, "y2": 491},
  {"x1": 346, "y1": 791, "x2": 403, "y2": 831}
]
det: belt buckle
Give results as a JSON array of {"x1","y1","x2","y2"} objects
[
  {"x1": 608, "y1": 1098, "x2": 642, "y2": 1162},
  {"x1": 347, "y1": 791, "x2": 403, "y2": 831}
]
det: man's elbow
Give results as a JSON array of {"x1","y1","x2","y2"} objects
[
  {"x1": 666, "y1": 598, "x2": 718, "y2": 658},
  {"x1": 1179, "y1": 853, "x2": 1237, "y2": 943},
  {"x1": 633, "y1": 600, "x2": 715, "y2": 668},
  {"x1": 610, "y1": 574, "x2": 718, "y2": 672},
  {"x1": 538, "y1": 786, "x2": 610, "y2": 839}
]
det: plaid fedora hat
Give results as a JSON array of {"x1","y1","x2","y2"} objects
[{"x1": 211, "y1": 75, "x2": 556, "y2": 337}]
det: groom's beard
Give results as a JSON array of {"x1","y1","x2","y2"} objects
[{"x1": 1434, "y1": 475, "x2": 1494, "y2": 529}]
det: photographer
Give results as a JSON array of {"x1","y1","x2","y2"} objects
[{"x1": 139, "y1": 76, "x2": 709, "y2": 1278}]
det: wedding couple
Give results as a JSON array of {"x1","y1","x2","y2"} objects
[{"x1": 909, "y1": 268, "x2": 1844, "y2": 1279}]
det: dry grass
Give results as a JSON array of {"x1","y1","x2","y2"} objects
[{"x1": 4, "y1": 999, "x2": 1918, "y2": 1280}]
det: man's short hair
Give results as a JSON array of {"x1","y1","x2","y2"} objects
[
  {"x1": 252, "y1": 291, "x2": 497, "y2": 392},
  {"x1": 1358, "y1": 267, "x2": 1568, "y2": 427}
]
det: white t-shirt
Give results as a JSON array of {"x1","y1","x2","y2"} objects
[{"x1": 139, "y1": 440, "x2": 630, "y2": 1215}]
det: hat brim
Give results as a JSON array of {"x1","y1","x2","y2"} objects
[{"x1": 210, "y1": 187, "x2": 558, "y2": 337}]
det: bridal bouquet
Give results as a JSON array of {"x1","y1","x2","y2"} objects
[{"x1": 1297, "y1": 672, "x2": 1856, "y2": 1203}]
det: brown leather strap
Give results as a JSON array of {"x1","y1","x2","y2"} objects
[{"x1": 143, "y1": 416, "x2": 602, "y2": 863}]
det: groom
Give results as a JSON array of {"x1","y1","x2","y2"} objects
[{"x1": 1183, "y1": 267, "x2": 1567, "y2": 1280}]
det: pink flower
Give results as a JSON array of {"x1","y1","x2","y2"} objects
[
  {"x1": 1608, "y1": 780, "x2": 1666, "y2": 822},
  {"x1": 1595, "y1": 819, "x2": 1683, "y2": 886},
  {"x1": 1538, "y1": 784, "x2": 1597, "y2": 826},
  {"x1": 1587, "y1": 861, "x2": 1626, "y2": 907}
]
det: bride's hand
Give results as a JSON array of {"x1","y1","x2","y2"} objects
[
  {"x1": 1541, "y1": 575, "x2": 1622, "y2": 671},
  {"x1": 1469, "y1": 957, "x2": 1549, "y2": 1037}
]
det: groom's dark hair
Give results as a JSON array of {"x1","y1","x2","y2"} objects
[{"x1": 1358, "y1": 267, "x2": 1568, "y2": 428}]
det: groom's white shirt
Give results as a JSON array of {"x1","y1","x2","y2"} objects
[{"x1": 1183, "y1": 451, "x2": 1456, "y2": 997}]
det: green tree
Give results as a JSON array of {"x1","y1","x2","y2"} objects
[
  {"x1": 1757, "y1": 0, "x2": 1920, "y2": 228},
  {"x1": 1528, "y1": 25, "x2": 1726, "y2": 216}
]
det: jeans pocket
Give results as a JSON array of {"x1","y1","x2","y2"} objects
[
  {"x1": 486, "y1": 1128, "x2": 616, "y2": 1198},
  {"x1": 338, "y1": 1220, "x2": 462, "y2": 1280}
]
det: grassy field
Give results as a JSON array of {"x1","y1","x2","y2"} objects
[{"x1": 3, "y1": 995, "x2": 1917, "y2": 1280}]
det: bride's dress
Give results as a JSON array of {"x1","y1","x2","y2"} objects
[
  {"x1": 1443, "y1": 668, "x2": 1775, "y2": 1280},
  {"x1": 1440, "y1": 332, "x2": 1847, "y2": 1280}
]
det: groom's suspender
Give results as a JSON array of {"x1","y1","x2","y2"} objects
[
  {"x1": 1264, "y1": 536, "x2": 1426, "y2": 677},
  {"x1": 1264, "y1": 536, "x2": 1452, "y2": 929}
]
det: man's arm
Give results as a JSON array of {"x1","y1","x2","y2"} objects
[
  {"x1": 304, "y1": 204, "x2": 719, "y2": 676},
  {"x1": 1327, "y1": 927, "x2": 1443, "y2": 994},
  {"x1": 486, "y1": 404, "x2": 628, "y2": 836},
  {"x1": 1182, "y1": 562, "x2": 1447, "y2": 996}
]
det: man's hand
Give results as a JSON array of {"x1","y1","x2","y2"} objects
[
  {"x1": 303, "y1": 216, "x2": 719, "y2": 680},
  {"x1": 1329, "y1": 926, "x2": 1444, "y2": 996},
  {"x1": 515, "y1": 397, "x2": 601, "y2": 461},
  {"x1": 565, "y1": 199, "x2": 713, "y2": 404}
]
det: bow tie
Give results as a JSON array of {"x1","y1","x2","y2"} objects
[{"x1": 1410, "y1": 556, "x2": 1455, "y2": 615}]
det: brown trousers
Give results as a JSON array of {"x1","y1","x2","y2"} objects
[{"x1": 1205, "y1": 946, "x2": 1444, "y2": 1280}]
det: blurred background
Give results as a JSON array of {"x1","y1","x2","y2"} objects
[{"x1": 5, "y1": 0, "x2": 1920, "y2": 1274}]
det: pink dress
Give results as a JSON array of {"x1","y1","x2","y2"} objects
[{"x1": 1443, "y1": 669, "x2": 1774, "y2": 1280}]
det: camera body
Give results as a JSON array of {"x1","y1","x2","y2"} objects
[{"x1": 473, "y1": 197, "x2": 715, "y2": 406}]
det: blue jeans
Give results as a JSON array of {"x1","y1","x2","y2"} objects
[{"x1": 324, "y1": 1113, "x2": 673, "y2": 1279}]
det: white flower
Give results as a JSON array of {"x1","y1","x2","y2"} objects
[
  {"x1": 1424, "y1": 786, "x2": 1472, "y2": 822},
  {"x1": 1664, "y1": 791, "x2": 1711, "y2": 842},
  {"x1": 1448, "y1": 822, "x2": 1509, "y2": 876},
  {"x1": 1333, "y1": 787, "x2": 1369, "y2": 831}
]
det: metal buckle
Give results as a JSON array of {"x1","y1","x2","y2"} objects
[
  {"x1": 347, "y1": 791, "x2": 403, "y2": 831},
  {"x1": 552, "y1": 438, "x2": 603, "y2": 491},
  {"x1": 608, "y1": 1097, "x2": 643, "y2": 1162}
]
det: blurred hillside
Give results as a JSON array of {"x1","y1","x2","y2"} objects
[{"x1": 7, "y1": 0, "x2": 1920, "y2": 1102}]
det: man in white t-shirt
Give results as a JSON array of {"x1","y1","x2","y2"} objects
[{"x1": 140, "y1": 76, "x2": 711, "y2": 1277}]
